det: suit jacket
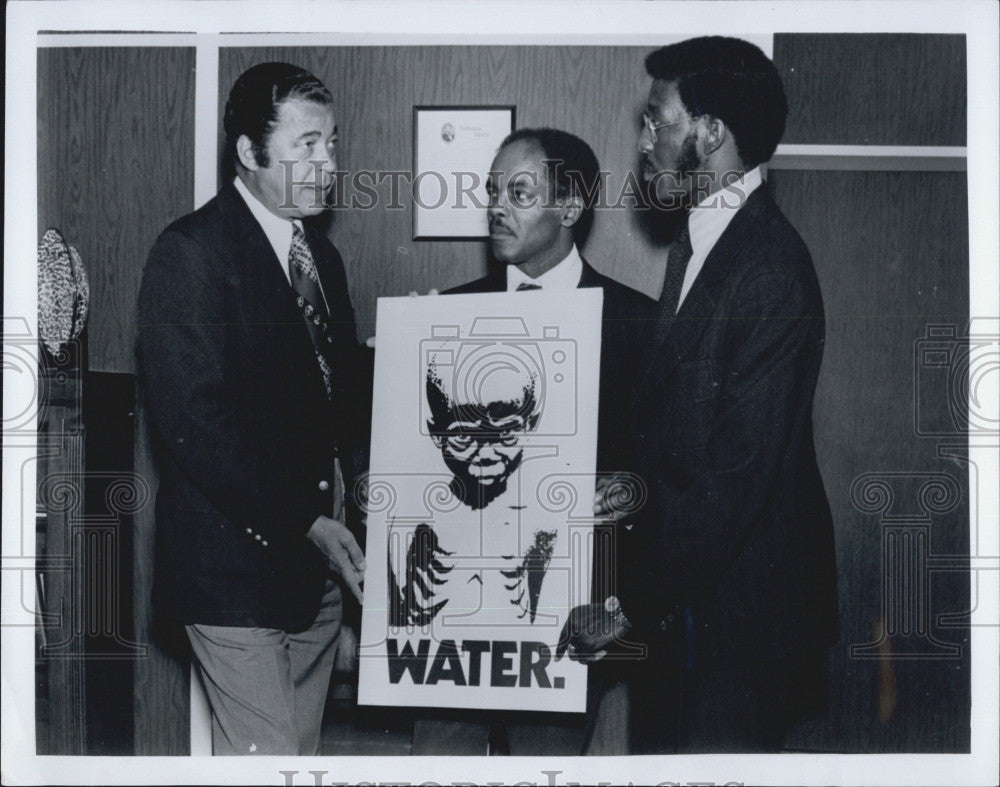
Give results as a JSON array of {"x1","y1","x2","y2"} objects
[
  {"x1": 137, "y1": 182, "x2": 370, "y2": 629},
  {"x1": 622, "y1": 185, "x2": 839, "y2": 669},
  {"x1": 446, "y1": 259, "x2": 657, "y2": 475}
]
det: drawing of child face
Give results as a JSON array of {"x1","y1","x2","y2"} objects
[{"x1": 426, "y1": 362, "x2": 541, "y2": 510}]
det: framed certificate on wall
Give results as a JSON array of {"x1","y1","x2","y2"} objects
[{"x1": 412, "y1": 105, "x2": 515, "y2": 240}]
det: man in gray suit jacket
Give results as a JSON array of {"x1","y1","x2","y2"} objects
[{"x1": 558, "y1": 37, "x2": 839, "y2": 754}]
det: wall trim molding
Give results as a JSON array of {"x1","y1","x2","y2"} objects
[
  {"x1": 37, "y1": 33, "x2": 200, "y2": 47},
  {"x1": 772, "y1": 144, "x2": 967, "y2": 171},
  {"x1": 194, "y1": 37, "x2": 220, "y2": 209}
]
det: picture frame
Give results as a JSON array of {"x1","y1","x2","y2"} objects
[{"x1": 412, "y1": 105, "x2": 516, "y2": 240}]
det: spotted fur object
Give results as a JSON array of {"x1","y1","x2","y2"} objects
[{"x1": 37, "y1": 228, "x2": 89, "y2": 357}]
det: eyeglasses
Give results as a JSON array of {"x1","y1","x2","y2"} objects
[{"x1": 642, "y1": 113, "x2": 699, "y2": 143}]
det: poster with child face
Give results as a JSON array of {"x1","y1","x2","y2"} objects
[{"x1": 358, "y1": 289, "x2": 602, "y2": 712}]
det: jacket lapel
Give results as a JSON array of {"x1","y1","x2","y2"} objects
[
  {"x1": 217, "y1": 183, "x2": 318, "y2": 375},
  {"x1": 577, "y1": 258, "x2": 601, "y2": 288},
  {"x1": 484, "y1": 266, "x2": 509, "y2": 292},
  {"x1": 218, "y1": 182, "x2": 298, "y2": 314},
  {"x1": 638, "y1": 187, "x2": 772, "y2": 392}
]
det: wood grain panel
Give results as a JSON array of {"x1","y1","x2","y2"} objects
[
  {"x1": 774, "y1": 34, "x2": 966, "y2": 146},
  {"x1": 37, "y1": 47, "x2": 195, "y2": 374},
  {"x1": 771, "y1": 169, "x2": 970, "y2": 752},
  {"x1": 37, "y1": 47, "x2": 195, "y2": 755},
  {"x1": 219, "y1": 46, "x2": 664, "y2": 342}
]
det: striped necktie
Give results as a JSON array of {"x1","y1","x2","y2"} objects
[{"x1": 288, "y1": 222, "x2": 333, "y2": 398}]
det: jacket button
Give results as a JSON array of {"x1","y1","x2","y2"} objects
[
  {"x1": 246, "y1": 528, "x2": 253, "y2": 535},
  {"x1": 262, "y1": 540, "x2": 268, "y2": 547},
  {"x1": 659, "y1": 620, "x2": 667, "y2": 631},
  {"x1": 254, "y1": 534, "x2": 262, "y2": 541},
  {"x1": 318, "y1": 480, "x2": 330, "y2": 491},
  {"x1": 666, "y1": 612, "x2": 675, "y2": 624}
]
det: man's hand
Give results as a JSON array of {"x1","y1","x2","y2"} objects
[
  {"x1": 307, "y1": 516, "x2": 366, "y2": 604},
  {"x1": 555, "y1": 602, "x2": 629, "y2": 663},
  {"x1": 333, "y1": 623, "x2": 359, "y2": 674},
  {"x1": 593, "y1": 472, "x2": 640, "y2": 521}
]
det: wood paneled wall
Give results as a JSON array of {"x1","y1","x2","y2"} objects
[
  {"x1": 219, "y1": 46, "x2": 666, "y2": 340},
  {"x1": 37, "y1": 47, "x2": 196, "y2": 374},
  {"x1": 772, "y1": 169, "x2": 970, "y2": 751},
  {"x1": 775, "y1": 34, "x2": 966, "y2": 145},
  {"x1": 36, "y1": 47, "x2": 196, "y2": 754}
]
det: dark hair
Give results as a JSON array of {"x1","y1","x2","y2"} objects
[
  {"x1": 499, "y1": 127, "x2": 601, "y2": 244},
  {"x1": 645, "y1": 37, "x2": 787, "y2": 168},
  {"x1": 425, "y1": 362, "x2": 540, "y2": 434},
  {"x1": 223, "y1": 62, "x2": 333, "y2": 169}
]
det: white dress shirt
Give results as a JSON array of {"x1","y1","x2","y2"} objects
[
  {"x1": 505, "y1": 244, "x2": 584, "y2": 291},
  {"x1": 678, "y1": 166, "x2": 764, "y2": 308}
]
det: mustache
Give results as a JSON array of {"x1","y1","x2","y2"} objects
[{"x1": 488, "y1": 218, "x2": 513, "y2": 234}]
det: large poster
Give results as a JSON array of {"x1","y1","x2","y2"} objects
[{"x1": 358, "y1": 290, "x2": 602, "y2": 712}]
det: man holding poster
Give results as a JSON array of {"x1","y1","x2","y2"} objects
[
  {"x1": 361, "y1": 129, "x2": 655, "y2": 754},
  {"x1": 407, "y1": 128, "x2": 655, "y2": 755},
  {"x1": 558, "y1": 37, "x2": 839, "y2": 754}
]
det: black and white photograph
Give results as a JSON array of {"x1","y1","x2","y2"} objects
[{"x1": 2, "y1": 1, "x2": 998, "y2": 785}]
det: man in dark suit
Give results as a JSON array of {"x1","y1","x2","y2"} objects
[
  {"x1": 137, "y1": 63, "x2": 369, "y2": 755},
  {"x1": 411, "y1": 127, "x2": 656, "y2": 755},
  {"x1": 557, "y1": 37, "x2": 839, "y2": 753}
]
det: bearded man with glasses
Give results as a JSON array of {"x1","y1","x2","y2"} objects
[{"x1": 558, "y1": 36, "x2": 840, "y2": 755}]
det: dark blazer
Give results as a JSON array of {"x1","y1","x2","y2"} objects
[
  {"x1": 137, "y1": 182, "x2": 369, "y2": 630},
  {"x1": 446, "y1": 258, "x2": 657, "y2": 475},
  {"x1": 622, "y1": 185, "x2": 839, "y2": 669}
]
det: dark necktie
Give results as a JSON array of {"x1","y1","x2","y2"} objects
[
  {"x1": 636, "y1": 224, "x2": 694, "y2": 399},
  {"x1": 659, "y1": 224, "x2": 693, "y2": 318},
  {"x1": 288, "y1": 222, "x2": 333, "y2": 398},
  {"x1": 516, "y1": 282, "x2": 542, "y2": 291}
]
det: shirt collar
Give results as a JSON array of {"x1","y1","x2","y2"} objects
[
  {"x1": 687, "y1": 166, "x2": 763, "y2": 260},
  {"x1": 506, "y1": 245, "x2": 583, "y2": 291},
  {"x1": 233, "y1": 176, "x2": 295, "y2": 271}
]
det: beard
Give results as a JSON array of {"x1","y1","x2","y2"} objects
[
  {"x1": 674, "y1": 130, "x2": 701, "y2": 184},
  {"x1": 643, "y1": 130, "x2": 704, "y2": 210},
  {"x1": 636, "y1": 130, "x2": 701, "y2": 243}
]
